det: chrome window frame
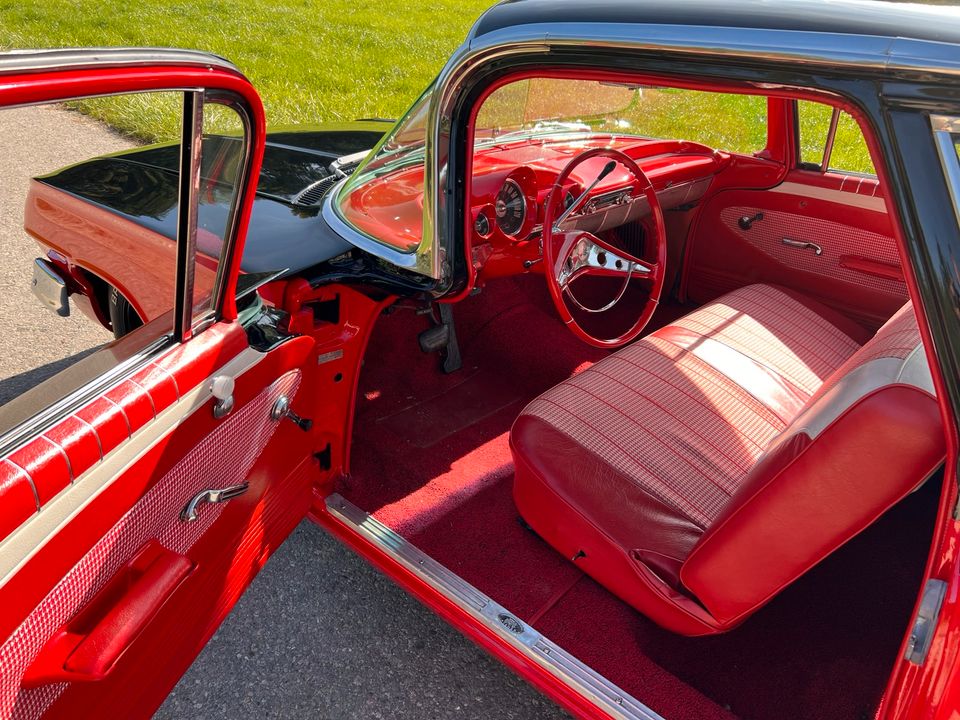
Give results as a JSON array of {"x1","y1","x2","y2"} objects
[
  {"x1": 325, "y1": 22, "x2": 960, "y2": 291},
  {"x1": 0, "y1": 49, "x2": 254, "y2": 456},
  {"x1": 175, "y1": 89, "x2": 204, "y2": 343},
  {"x1": 932, "y1": 115, "x2": 960, "y2": 232},
  {"x1": 202, "y1": 88, "x2": 257, "y2": 328}
]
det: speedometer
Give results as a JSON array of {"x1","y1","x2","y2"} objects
[{"x1": 494, "y1": 179, "x2": 526, "y2": 237}]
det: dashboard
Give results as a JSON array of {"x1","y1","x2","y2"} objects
[{"x1": 339, "y1": 134, "x2": 728, "y2": 282}]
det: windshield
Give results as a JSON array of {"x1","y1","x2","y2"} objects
[
  {"x1": 335, "y1": 78, "x2": 640, "y2": 253},
  {"x1": 474, "y1": 79, "x2": 638, "y2": 143},
  {"x1": 335, "y1": 77, "x2": 767, "y2": 256}
]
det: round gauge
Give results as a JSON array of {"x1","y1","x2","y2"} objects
[
  {"x1": 474, "y1": 210, "x2": 491, "y2": 238},
  {"x1": 494, "y1": 179, "x2": 527, "y2": 237}
]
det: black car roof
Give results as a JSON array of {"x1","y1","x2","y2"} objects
[{"x1": 470, "y1": 0, "x2": 960, "y2": 47}]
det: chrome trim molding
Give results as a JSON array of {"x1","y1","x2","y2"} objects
[
  {"x1": 322, "y1": 179, "x2": 433, "y2": 277},
  {"x1": 0, "y1": 335, "x2": 172, "y2": 459},
  {"x1": 932, "y1": 115, "x2": 960, "y2": 235},
  {"x1": 0, "y1": 47, "x2": 241, "y2": 76},
  {"x1": 205, "y1": 88, "x2": 258, "y2": 324},
  {"x1": 420, "y1": 22, "x2": 960, "y2": 293},
  {"x1": 325, "y1": 493, "x2": 664, "y2": 720},
  {"x1": 175, "y1": 90, "x2": 204, "y2": 342}
]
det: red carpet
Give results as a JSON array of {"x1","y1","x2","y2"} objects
[{"x1": 341, "y1": 274, "x2": 936, "y2": 720}]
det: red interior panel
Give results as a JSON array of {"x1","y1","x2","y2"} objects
[
  {"x1": 0, "y1": 370, "x2": 302, "y2": 719},
  {"x1": 43, "y1": 417, "x2": 101, "y2": 482},
  {"x1": 104, "y1": 380, "x2": 155, "y2": 433},
  {"x1": 128, "y1": 364, "x2": 179, "y2": 412},
  {"x1": 0, "y1": 323, "x2": 317, "y2": 719},
  {"x1": 8, "y1": 437, "x2": 72, "y2": 507},
  {"x1": 0, "y1": 462, "x2": 38, "y2": 540},
  {"x1": 684, "y1": 170, "x2": 906, "y2": 327}
]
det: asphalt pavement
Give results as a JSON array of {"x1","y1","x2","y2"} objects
[
  {"x1": 158, "y1": 522, "x2": 569, "y2": 720},
  {"x1": 1, "y1": 104, "x2": 568, "y2": 719},
  {"x1": 0, "y1": 105, "x2": 119, "y2": 404}
]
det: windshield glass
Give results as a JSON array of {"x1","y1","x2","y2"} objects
[
  {"x1": 340, "y1": 82, "x2": 434, "y2": 193},
  {"x1": 335, "y1": 77, "x2": 767, "y2": 255},
  {"x1": 335, "y1": 79, "x2": 639, "y2": 253},
  {"x1": 474, "y1": 79, "x2": 638, "y2": 142}
]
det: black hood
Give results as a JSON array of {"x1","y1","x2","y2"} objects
[{"x1": 36, "y1": 121, "x2": 392, "y2": 275}]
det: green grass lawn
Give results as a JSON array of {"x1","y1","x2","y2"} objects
[
  {"x1": 0, "y1": 0, "x2": 874, "y2": 173},
  {"x1": 0, "y1": 0, "x2": 493, "y2": 138}
]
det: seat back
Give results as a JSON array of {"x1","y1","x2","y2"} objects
[{"x1": 680, "y1": 303, "x2": 945, "y2": 627}]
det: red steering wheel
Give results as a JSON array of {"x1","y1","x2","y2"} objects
[{"x1": 542, "y1": 147, "x2": 666, "y2": 348}]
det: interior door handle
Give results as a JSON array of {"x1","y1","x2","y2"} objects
[
  {"x1": 22, "y1": 542, "x2": 192, "y2": 687},
  {"x1": 781, "y1": 237, "x2": 823, "y2": 256},
  {"x1": 180, "y1": 482, "x2": 249, "y2": 522}
]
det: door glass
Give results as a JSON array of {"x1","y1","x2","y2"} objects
[
  {"x1": 194, "y1": 101, "x2": 246, "y2": 320},
  {"x1": 0, "y1": 91, "x2": 184, "y2": 424}
]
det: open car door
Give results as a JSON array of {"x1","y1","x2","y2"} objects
[{"x1": 0, "y1": 50, "x2": 318, "y2": 718}]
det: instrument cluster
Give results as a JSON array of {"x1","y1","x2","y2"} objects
[{"x1": 472, "y1": 165, "x2": 544, "y2": 243}]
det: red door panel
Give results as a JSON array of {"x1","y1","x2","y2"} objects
[
  {"x1": 0, "y1": 326, "x2": 316, "y2": 719},
  {"x1": 0, "y1": 52, "x2": 316, "y2": 719},
  {"x1": 684, "y1": 169, "x2": 908, "y2": 327}
]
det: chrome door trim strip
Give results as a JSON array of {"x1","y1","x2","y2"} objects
[
  {"x1": 325, "y1": 493, "x2": 665, "y2": 720},
  {"x1": 0, "y1": 347, "x2": 265, "y2": 588},
  {"x1": 0, "y1": 335, "x2": 173, "y2": 459},
  {"x1": 175, "y1": 90, "x2": 205, "y2": 343},
  {"x1": 205, "y1": 88, "x2": 258, "y2": 324}
]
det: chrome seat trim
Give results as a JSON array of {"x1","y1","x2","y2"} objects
[{"x1": 325, "y1": 493, "x2": 664, "y2": 720}]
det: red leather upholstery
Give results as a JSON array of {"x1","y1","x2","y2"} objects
[{"x1": 511, "y1": 284, "x2": 944, "y2": 635}]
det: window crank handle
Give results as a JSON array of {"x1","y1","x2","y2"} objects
[{"x1": 271, "y1": 395, "x2": 313, "y2": 431}]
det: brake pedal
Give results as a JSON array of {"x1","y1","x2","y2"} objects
[{"x1": 417, "y1": 303, "x2": 462, "y2": 374}]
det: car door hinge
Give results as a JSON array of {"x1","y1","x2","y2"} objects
[{"x1": 905, "y1": 579, "x2": 948, "y2": 665}]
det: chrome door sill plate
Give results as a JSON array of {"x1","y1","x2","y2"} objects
[{"x1": 326, "y1": 493, "x2": 664, "y2": 720}]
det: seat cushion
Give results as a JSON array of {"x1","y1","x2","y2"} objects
[{"x1": 510, "y1": 284, "x2": 868, "y2": 634}]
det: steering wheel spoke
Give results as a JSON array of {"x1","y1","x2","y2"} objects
[
  {"x1": 556, "y1": 232, "x2": 652, "y2": 291},
  {"x1": 542, "y1": 147, "x2": 667, "y2": 348}
]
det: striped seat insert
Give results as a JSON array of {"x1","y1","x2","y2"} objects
[{"x1": 518, "y1": 284, "x2": 864, "y2": 529}]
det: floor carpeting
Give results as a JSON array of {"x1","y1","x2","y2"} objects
[{"x1": 340, "y1": 274, "x2": 936, "y2": 720}]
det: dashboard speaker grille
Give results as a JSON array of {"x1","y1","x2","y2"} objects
[{"x1": 617, "y1": 221, "x2": 646, "y2": 260}]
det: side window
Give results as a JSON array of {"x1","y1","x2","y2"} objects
[
  {"x1": 797, "y1": 100, "x2": 876, "y2": 175},
  {"x1": 196, "y1": 102, "x2": 247, "y2": 321},
  {"x1": 0, "y1": 89, "x2": 246, "y2": 436}
]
